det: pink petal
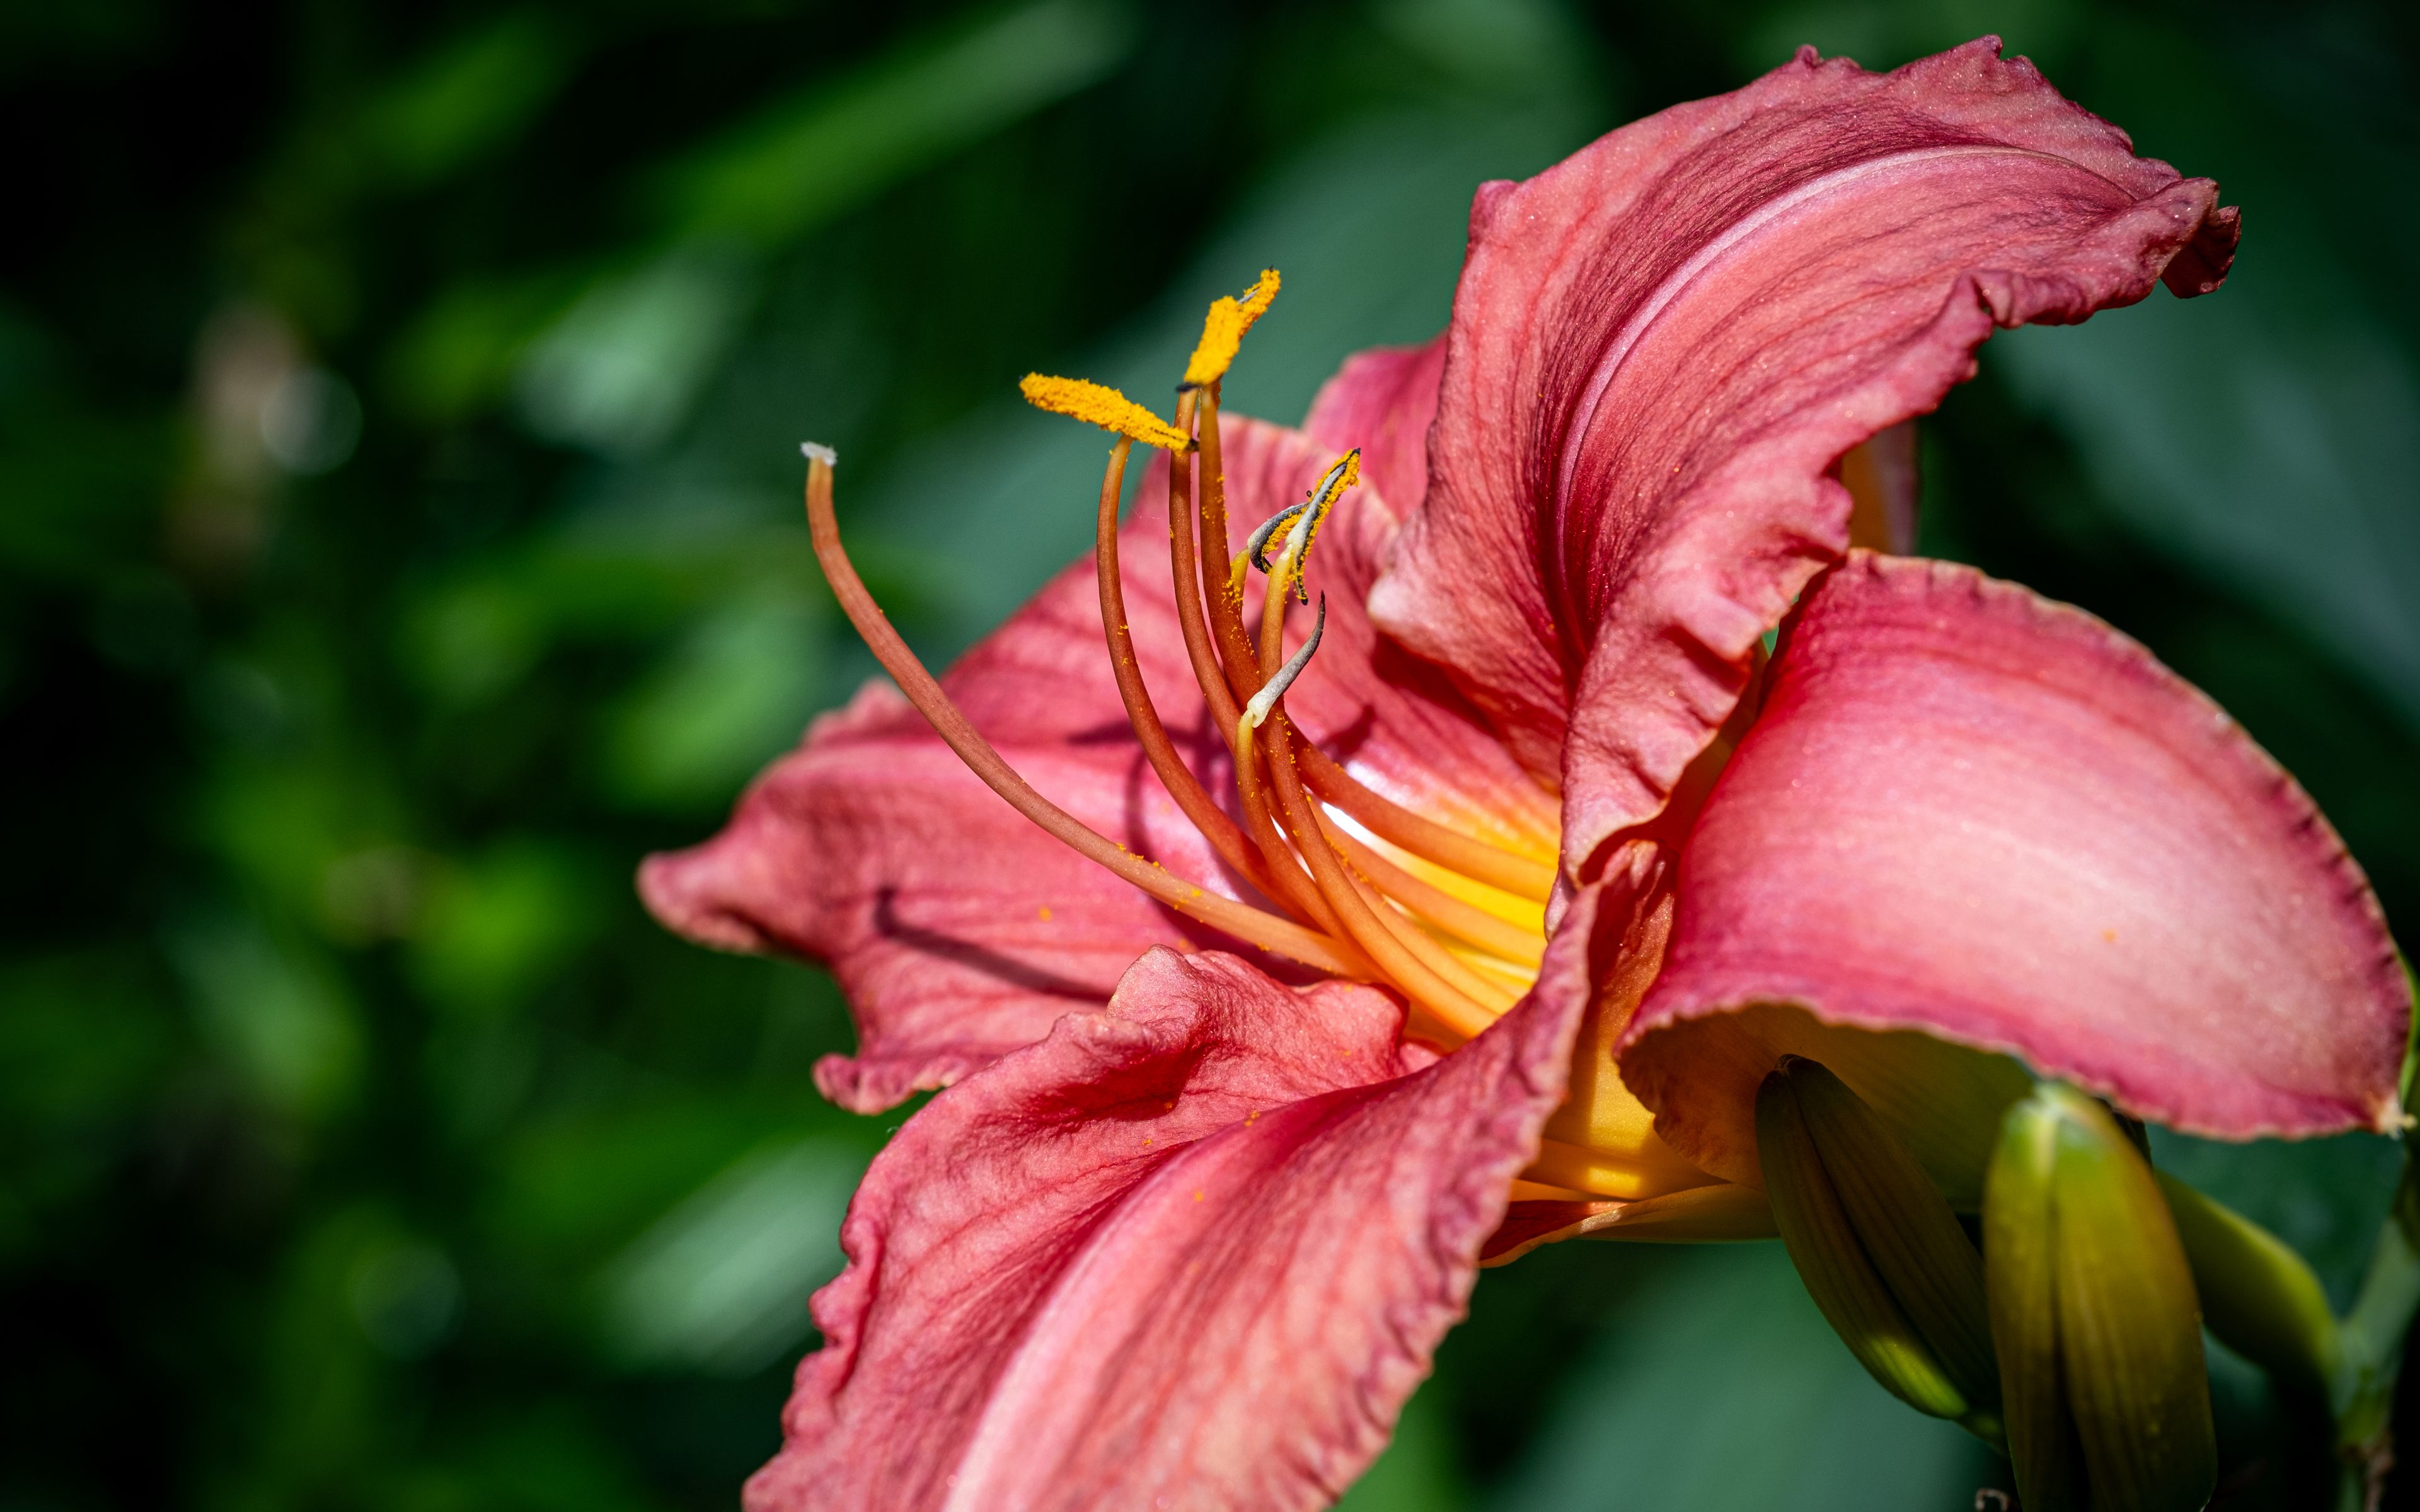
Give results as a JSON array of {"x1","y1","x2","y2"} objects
[
  {"x1": 749, "y1": 885, "x2": 1606, "y2": 1512},
  {"x1": 1622, "y1": 553, "x2": 2409, "y2": 1189},
  {"x1": 640, "y1": 415, "x2": 1548, "y2": 1113},
  {"x1": 1303, "y1": 334, "x2": 1446, "y2": 520},
  {"x1": 1371, "y1": 38, "x2": 2240, "y2": 874},
  {"x1": 637, "y1": 679, "x2": 1216, "y2": 1113}
]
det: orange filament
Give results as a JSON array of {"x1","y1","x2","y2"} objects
[
  {"x1": 1235, "y1": 709, "x2": 1502, "y2": 1039},
  {"x1": 1093, "y1": 436, "x2": 1325, "y2": 929},
  {"x1": 1097, "y1": 424, "x2": 1357, "y2": 948},
  {"x1": 1163, "y1": 389, "x2": 1252, "y2": 750},
  {"x1": 1156, "y1": 394, "x2": 1342, "y2": 933},
  {"x1": 802, "y1": 452, "x2": 1360, "y2": 976},
  {"x1": 1314, "y1": 813, "x2": 1544, "y2": 968},
  {"x1": 1295, "y1": 750, "x2": 1556, "y2": 902},
  {"x1": 1339, "y1": 861, "x2": 1521, "y2": 1013},
  {"x1": 1193, "y1": 386, "x2": 1558, "y2": 903},
  {"x1": 1245, "y1": 570, "x2": 1504, "y2": 1038}
]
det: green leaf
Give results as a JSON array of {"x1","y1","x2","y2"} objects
[{"x1": 651, "y1": 0, "x2": 1138, "y2": 250}]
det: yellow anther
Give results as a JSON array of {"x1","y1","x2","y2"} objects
[
  {"x1": 1182, "y1": 268, "x2": 1282, "y2": 388},
  {"x1": 1237, "y1": 268, "x2": 1279, "y2": 328},
  {"x1": 1020, "y1": 374, "x2": 1192, "y2": 452},
  {"x1": 1306, "y1": 447, "x2": 1357, "y2": 522},
  {"x1": 1274, "y1": 449, "x2": 1357, "y2": 602},
  {"x1": 1184, "y1": 301, "x2": 1248, "y2": 389}
]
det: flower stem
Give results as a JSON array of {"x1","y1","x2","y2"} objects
[
  {"x1": 2331, "y1": 1143, "x2": 2420, "y2": 1510},
  {"x1": 2331, "y1": 957, "x2": 2420, "y2": 1511}
]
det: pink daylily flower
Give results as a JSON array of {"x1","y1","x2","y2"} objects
[{"x1": 640, "y1": 39, "x2": 2410, "y2": 1511}]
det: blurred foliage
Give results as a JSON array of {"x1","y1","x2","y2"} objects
[{"x1": 2, "y1": 1, "x2": 2415, "y2": 1508}]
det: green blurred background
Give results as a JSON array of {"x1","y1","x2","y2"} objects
[{"x1": 4, "y1": 0, "x2": 2416, "y2": 1506}]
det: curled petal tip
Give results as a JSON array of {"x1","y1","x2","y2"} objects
[
  {"x1": 1376, "y1": 42, "x2": 2251, "y2": 861},
  {"x1": 637, "y1": 841, "x2": 773, "y2": 955}
]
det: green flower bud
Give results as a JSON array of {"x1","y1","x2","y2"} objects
[
  {"x1": 1985, "y1": 1085, "x2": 2216, "y2": 1512},
  {"x1": 1785, "y1": 1056, "x2": 1998, "y2": 1412},
  {"x1": 1756, "y1": 1057, "x2": 1997, "y2": 1436},
  {"x1": 1985, "y1": 1092, "x2": 2078, "y2": 1511},
  {"x1": 2158, "y1": 1171, "x2": 2339, "y2": 1399}
]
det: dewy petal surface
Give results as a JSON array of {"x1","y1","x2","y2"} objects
[
  {"x1": 638, "y1": 415, "x2": 1548, "y2": 1113},
  {"x1": 747, "y1": 888, "x2": 1603, "y2": 1512},
  {"x1": 1371, "y1": 38, "x2": 2240, "y2": 873},
  {"x1": 1623, "y1": 553, "x2": 2409, "y2": 1188}
]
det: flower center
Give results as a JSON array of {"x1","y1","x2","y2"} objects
[{"x1": 803, "y1": 271, "x2": 1705, "y2": 1203}]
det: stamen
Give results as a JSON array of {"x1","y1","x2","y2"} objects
[
  {"x1": 996, "y1": 279, "x2": 1553, "y2": 1033},
  {"x1": 1181, "y1": 268, "x2": 1282, "y2": 389},
  {"x1": 1158, "y1": 391, "x2": 1344, "y2": 936},
  {"x1": 1020, "y1": 382, "x2": 1263, "y2": 881},
  {"x1": 1315, "y1": 813, "x2": 1545, "y2": 968},
  {"x1": 1190, "y1": 387, "x2": 1558, "y2": 903},
  {"x1": 1020, "y1": 375, "x2": 1192, "y2": 452},
  {"x1": 1243, "y1": 501, "x2": 1308, "y2": 575},
  {"x1": 1239, "y1": 452, "x2": 1356, "y2": 604},
  {"x1": 799, "y1": 441, "x2": 838, "y2": 467},
  {"x1": 800, "y1": 447, "x2": 1359, "y2": 975},
  {"x1": 1091, "y1": 435, "x2": 1352, "y2": 948}
]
